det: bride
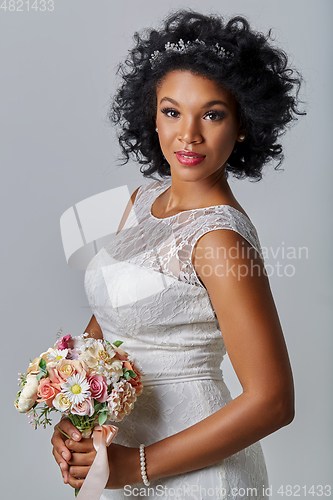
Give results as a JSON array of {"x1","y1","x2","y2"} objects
[{"x1": 51, "y1": 10, "x2": 303, "y2": 499}]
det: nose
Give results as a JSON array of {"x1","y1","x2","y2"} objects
[{"x1": 178, "y1": 119, "x2": 203, "y2": 146}]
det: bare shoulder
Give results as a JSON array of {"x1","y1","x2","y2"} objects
[
  {"x1": 193, "y1": 228, "x2": 274, "y2": 336},
  {"x1": 116, "y1": 186, "x2": 141, "y2": 234}
]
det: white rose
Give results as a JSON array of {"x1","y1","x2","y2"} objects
[
  {"x1": 15, "y1": 374, "x2": 39, "y2": 413},
  {"x1": 53, "y1": 393, "x2": 71, "y2": 412}
]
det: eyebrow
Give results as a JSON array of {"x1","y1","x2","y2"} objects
[{"x1": 159, "y1": 97, "x2": 228, "y2": 108}]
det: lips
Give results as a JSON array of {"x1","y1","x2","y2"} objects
[{"x1": 175, "y1": 150, "x2": 206, "y2": 166}]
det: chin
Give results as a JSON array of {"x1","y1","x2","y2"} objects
[{"x1": 169, "y1": 164, "x2": 219, "y2": 183}]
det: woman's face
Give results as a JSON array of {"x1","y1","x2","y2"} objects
[{"x1": 155, "y1": 70, "x2": 243, "y2": 183}]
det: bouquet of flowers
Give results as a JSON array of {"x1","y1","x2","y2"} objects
[{"x1": 14, "y1": 333, "x2": 143, "y2": 436}]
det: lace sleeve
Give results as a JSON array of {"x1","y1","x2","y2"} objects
[{"x1": 178, "y1": 207, "x2": 264, "y2": 287}]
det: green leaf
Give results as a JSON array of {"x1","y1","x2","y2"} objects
[
  {"x1": 36, "y1": 358, "x2": 47, "y2": 381},
  {"x1": 98, "y1": 412, "x2": 107, "y2": 426},
  {"x1": 39, "y1": 358, "x2": 47, "y2": 371},
  {"x1": 128, "y1": 370, "x2": 137, "y2": 378},
  {"x1": 112, "y1": 340, "x2": 123, "y2": 347},
  {"x1": 94, "y1": 402, "x2": 103, "y2": 412}
]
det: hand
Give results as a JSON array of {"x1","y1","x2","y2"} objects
[
  {"x1": 65, "y1": 436, "x2": 96, "y2": 490},
  {"x1": 51, "y1": 417, "x2": 82, "y2": 484},
  {"x1": 51, "y1": 417, "x2": 142, "y2": 489},
  {"x1": 65, "y1": 440, "x2": 142, "y2": 490}
]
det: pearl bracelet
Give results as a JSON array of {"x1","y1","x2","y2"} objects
[{"x1": 139, "y1": 444, "x2": 150, "y2": 486}]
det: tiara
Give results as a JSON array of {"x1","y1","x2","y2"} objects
[{"x1": 149, "y1": 38, "x2": 234, "y2": 68}]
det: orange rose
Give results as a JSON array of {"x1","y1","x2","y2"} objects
[
  {"x1": 37, "y1": 378, "x2": 60, "y2": 407},
  {"x1": 113, "y1": 345, "x2": 128, "y2": 361}
]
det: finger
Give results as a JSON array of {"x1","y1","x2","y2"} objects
[
  {"x1": 68, "y1": 451, "x2": 96, "y2": 467},
  {"x1": 65, "y1": 438, "x2": 95, "y2": 454},
  {"x1": 52, "y1": 447, "x2": 70, "y2": 484},
  {"x1": 52, "y1": 446, "x2": 69, "y2": 472},
  {"x1": 55, "y1": 417, "x2": 82, "y2": 441},
  {"x1": 67, "y1": 475, "x2": 84, "y2": 490},
  {"x1": 60, "y1": 463, "x2": 69, "y2": 485},
  {"x1": 51, "y1": 430, "x2": 72, "y2": 463},
  {"x1": 51, "y1": 419, "x2": 81, "y2": 462},
  {"x1": 69, "y1": 465, "x2": 91, "y2": 479}
]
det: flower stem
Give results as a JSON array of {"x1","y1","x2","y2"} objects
[{"x1": 56, "y1": 425, "x2": 71, "y2": 440}]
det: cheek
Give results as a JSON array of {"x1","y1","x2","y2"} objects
[
  {"x1": 157, "y1": 127, "x2": 176, "y2": 153},
  {"x1": 213, "y1": 124, "x2": 238, "y2": 151}
]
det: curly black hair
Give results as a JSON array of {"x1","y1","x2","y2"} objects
[{"x1": 109, "y1": 9, "x2": 304, "y2": 181}]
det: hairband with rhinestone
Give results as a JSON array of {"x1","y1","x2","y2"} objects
[{"x1": 149, "y1": 38, "x2": 234, "y2": 68}]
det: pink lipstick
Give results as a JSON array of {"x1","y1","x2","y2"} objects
[{"x1": 175, "y1": 150, "x2": 206, "y2": 166}]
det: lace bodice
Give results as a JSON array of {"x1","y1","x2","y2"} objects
[
  {"x1": 104, "y1": 178, "x2": 263, "y2": 287},
  {"x1": 84, "y1": 179, "x2": 269, "y2": 499}
]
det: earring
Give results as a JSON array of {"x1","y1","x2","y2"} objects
[
  {"x1": 238, "y1": 134, "x2": 246, "y2": 141},
  {"x1": 155, "y1": 127, "x2": 158, "y2": 132}
]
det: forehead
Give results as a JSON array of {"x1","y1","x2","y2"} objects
[{"x1": 156, "y1": 70, "x2": 235, "y2": 107}]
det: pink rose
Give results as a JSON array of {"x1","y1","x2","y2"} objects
[
  {"x1": 37, "y1": 378, "x2": 60, "y2": 407},
  {"x1": 68, "y1": 336, "x2": 85, "y2": 351},
  {"x1": 71, "y1": 397, "x2": 94, "y2": 417},
  {"x1": 88, "y1": 374, "x2": 108, "y2": 403},
  {"x1": 57, "y1": 335, "x2": 71, "y2": 350}
]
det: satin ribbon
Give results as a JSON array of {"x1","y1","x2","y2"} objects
[{"x1": 76, "y1": 424, "x2": 119, "y2": 500}]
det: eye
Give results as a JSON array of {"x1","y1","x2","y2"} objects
[
  {"x1": 161, "y1": 107, "x2": 180, "y2": 118},
  {"x1": 204, "y1": 110, "x2": 226, "y2": 121}
]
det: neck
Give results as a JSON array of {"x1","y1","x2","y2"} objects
[{"x1": 164, "y1": 168, "x2": 232, "y2": 212}]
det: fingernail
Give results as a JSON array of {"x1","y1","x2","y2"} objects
[
  {"x1": 60, "y1": 462, "x2": 65, "y2": 470},
  {"x1": 62, "y1": 452, "x2": 67, "y2": 460},
  {"x1": 73, "y1": 431, "x2": 80, "y2": 440}
]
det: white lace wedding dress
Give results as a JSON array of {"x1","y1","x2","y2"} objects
[{"x1": 84, "y1": 179, "x2": 269, "y2": 499}]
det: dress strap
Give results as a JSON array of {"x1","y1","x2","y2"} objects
[
  {"x1": 177, "y1": 207, "x2": 264, "y2": 287},
  {"x1": 190, "y1": 206, "x2": 264, "y2": 261}
]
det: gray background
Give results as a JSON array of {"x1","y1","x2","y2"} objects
[{"x1": 1, "y1": 0, "x2": 332, "y2": 498}]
